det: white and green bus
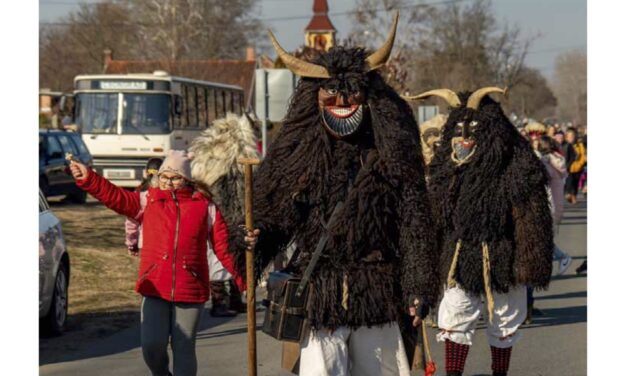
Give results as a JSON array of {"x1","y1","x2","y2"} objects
[{"x1": 73, "y1": 71, "x2": 244, "y2": 187}]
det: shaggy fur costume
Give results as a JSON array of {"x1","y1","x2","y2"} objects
[
  {"x1": 428, "y1": 93, "x2": 553, "y2": 295},
  {"x1": 229, "y1": 47, "x2": 440, "y2": 330},
  {"x1": 189, "y1": 113, "x2": 260, "y2": 225}
]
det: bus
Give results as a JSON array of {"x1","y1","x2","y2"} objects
[{"x1": 72, "y1": 71, "x2": 245, "y2": 187}]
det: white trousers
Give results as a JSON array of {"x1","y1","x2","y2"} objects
[
  {"x1": 207, "y1": 247, "x2": 232, "y2": 281},
  {"x1": 436, "y1": 285, "x2": 527, "y2": 348},
  {"x1": 299, "y1": 323, "x2": 411, "y2": 376}
]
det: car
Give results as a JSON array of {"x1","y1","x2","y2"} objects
[
  {"x1": 39, "y1": 129, "x2": 93, "y2": 203},
  {"x1": 39, "y1": 189, "x2": 70, "y2": 335}
]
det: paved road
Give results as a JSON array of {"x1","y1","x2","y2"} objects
[{"x1": 40, "y1": 198, "x2": 586, "y2": 376}]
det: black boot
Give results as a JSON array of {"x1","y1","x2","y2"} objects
[
  {"x1": 210, "y1": 281, "x2": 236, "y2": 317},
  {"x1": 228, "y1": 280, "x2": 247, "y2": 313},
  {"x1": 447, "y1": 372, "x2": 462, "y2": 376},
  {"x1": 576, "y1": 260, "x2": 587, "y2": 274}
]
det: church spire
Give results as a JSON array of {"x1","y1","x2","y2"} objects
[{"x1": 304, "y1": 0, "x2": 336, "y2": 51}]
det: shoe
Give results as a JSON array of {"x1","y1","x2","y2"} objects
[
  {"x1": 531, "y1": 307, "x2": 545, "y2": 316},
  {"x1": 229, "y1": 299, "x2": 248, "y2": 314},
  {"x1": 210, "y1": 303, "x2": 237, "y2": 317},
  {"x1": 576, "y1": 260, "x2": 587, "y2": 275},
  {"x1": 228, "y1": 280, "x2": 248, "y2": 313},
  {"x1": 524, "y1": 309, "x2": 532, "y2": 325},
  {"x1": 557, "y1": 255, "x2": 572, "y2": 276}
]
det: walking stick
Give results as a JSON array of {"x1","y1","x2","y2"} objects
[{"x1": 238, "y1": 158, "x2": 261, "y2": 376}]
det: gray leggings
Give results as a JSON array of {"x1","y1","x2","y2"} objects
[{"x1": 141, "y1": 296, "x2": 204, "y2": 376}]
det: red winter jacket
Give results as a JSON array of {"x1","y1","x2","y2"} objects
[{"x1": 76, "y1": 170, "x2": 246, "y2": 303}]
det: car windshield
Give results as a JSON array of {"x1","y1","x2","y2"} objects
[
  {"x1": 121, "y1": 94, "x2": 170, "y2": 135},
  {"x1": 75, "y1": 93, "x2": 118, "y2": 134}
]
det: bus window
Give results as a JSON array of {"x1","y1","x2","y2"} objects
[
  {"x1": 216, "y1": 90, "x2": 224, "y2": 119},
  {"x1": 75, "y1": 93, "x2": 118, "y2": 134},
  {"x1": 180, "y1": 85, "x2": 188, "y2": 128},
  {"x1": 122, "y1": 94, "x2": 170, "y2": 134},
  {"x1": 224, "y1": 91, "x2": 231, "y2": 116},
  {"x1": 197, "y1": 87, "x2": 207, "y2": 128},
  {"x1": 232, "y1": 92, "x2": 240, "y2": 115},
  {"x1": 207, "y1": 89, "x2": 216, "y2": 124},
  {"x1": 187, "y1": 86, "x2": 198, "y2": 127},
  {"x1": 172, "y1": 95, "x2": 183, "y2": 128}
]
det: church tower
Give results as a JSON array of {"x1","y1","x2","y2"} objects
[{"x1": 304, "y1": 0, "x2": 336, "y2": 52}]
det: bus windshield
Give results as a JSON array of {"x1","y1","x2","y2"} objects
[
  {"x1": 75, "y1": 93, "x2": 118, "y2": 134},
  {"x1": 122, "y1": 94, "x2": 170, "y2": 135}
]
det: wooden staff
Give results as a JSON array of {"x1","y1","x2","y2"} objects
[{"x1": 238, "y1": 158, "x2": 261, "y2": 376}]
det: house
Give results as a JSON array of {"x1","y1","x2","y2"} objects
[{"x1": 103, "y1": 48, "x2": 257, "y2": 110}]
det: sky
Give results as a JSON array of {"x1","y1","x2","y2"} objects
[{"x1": 38, "y1": 0, "x2": 587, "y2": 80}]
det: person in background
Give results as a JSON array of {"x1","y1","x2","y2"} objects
[
  {"x1": 69, "y1": 150, "x2": 244, "y2": 376},
  {"x1": 526, "y1": 136, "x2": 573, "y2": 323},
  {"x1": 553, "y1": 130, "x2": 565, "y2": 151},
  {"x1": 564, "y1": 127, "x2": 587, "y2": 204},
  {"x1": 125, "y1": 158, "x2": 163, "y2": 256}
]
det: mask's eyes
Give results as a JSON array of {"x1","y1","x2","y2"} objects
[
  {"x1": 470, "y1": 120, "x2": 478, "y2": 127},
  {"x1": 325, "y1": 88, "x2": 338, "y2": 95},
  {"x1": 456, "y1": 122, "x2": 465, "y2": 128}
]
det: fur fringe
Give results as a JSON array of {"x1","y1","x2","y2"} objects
[
  {"x1": 229, "y1": 47, "x2": 440, "y2": 329},
  {"x1": 429, "y1": 93, "x2": 554, "y2": 295},
  {"x1": 189, "y1": 112, "x2": 260, "y2": 225}
]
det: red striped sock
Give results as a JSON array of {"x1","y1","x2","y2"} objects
[
  {"x1": 445, "y1": 339, "x2": 470, "y2": 374},
  {"x1": 490, "y1": 345, "x2": 513, "y2": 375}
]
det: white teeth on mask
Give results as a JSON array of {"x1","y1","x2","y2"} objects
[{"x1": 323, "y1": 105, "x2": 364, "y2": 136}]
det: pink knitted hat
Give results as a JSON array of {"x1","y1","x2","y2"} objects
[{"x1": 158, "y1": 150, "x2": 195, "y2": 181}]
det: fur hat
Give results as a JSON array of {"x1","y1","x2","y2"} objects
[{"x1": 158, "y1": 150, "x2": 194, "y2": 181}]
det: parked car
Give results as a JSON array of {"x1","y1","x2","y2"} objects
[
  {"x1": 39, "y1": 129, "x2": 92, "y2": 203},
  {"x1": 39, "y1": 189, "x2": 70, "y2": 335}
]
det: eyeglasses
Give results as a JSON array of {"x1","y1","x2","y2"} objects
[{"x1": 159, "y1": 174, "x2": 184, "y2": 185}]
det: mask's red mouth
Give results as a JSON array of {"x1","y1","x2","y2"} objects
[
  {"x1": 451, "y1": 137, "x2": 477, "y2": 164},
  {"x1": 325, "y1": 105, "x2": 360, "y2": 119}
]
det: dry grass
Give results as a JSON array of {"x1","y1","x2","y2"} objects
[{"x1": 56, "y1": 200, "x2": 141, "y2": 314}]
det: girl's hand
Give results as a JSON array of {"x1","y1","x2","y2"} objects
[
  {"x1": 244, "y1": 229, "x2": 260, "y2": 250},
  {"x1": 69, "y1": 160, "x2": 89, "y2": 180},
  {"x1": 127, "y1": 245, "x2": 139, "y2": 257}
]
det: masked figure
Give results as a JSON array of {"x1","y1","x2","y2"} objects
[
  {"x1": 190, "y1": 113, "x2": 260, "y2": 317},
  {"x1": 406, "y1": 88, "x2": 553, "y2": 376},
  {"x1": 419, "y1": 113, "x2": 448, "y2": 173},
  {"x1": 231, "y1": 13, "x2": 440, "y2": 376}
]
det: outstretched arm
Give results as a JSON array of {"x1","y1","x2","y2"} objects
[{"x1": 71, "y1": 161, "x2": 141, "y2": 219}]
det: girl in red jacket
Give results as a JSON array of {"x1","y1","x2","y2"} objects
[{"x1": 69, "y1": 150, "x2": 245, "y2": 376}]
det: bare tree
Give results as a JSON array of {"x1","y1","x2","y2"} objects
[
  {"x1": 39, "y1": 0, "x2": 140, "y2": 92},
  {"x1": 348, "y1": 0, "x2": 535, "y2": 94},
  {"x1": 552, "y1": 50, "x2": 587, "y2": 125},
  {"x1": 126, "y1": 0, "x2": 263, "y2": 61},
  {"x1": 346, "y1": 0, "x2": 431, "y2": 92},
  {"x1": 505, "y1": 66, "x2": 556, "y2": 120},
  {"x1": 39, "y1": 0, "x2": 264, "y2": 92}
]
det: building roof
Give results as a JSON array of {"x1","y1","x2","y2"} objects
[
  {"x1": 305, "y1": 0, "x2": 336, "y2": 32},
  {"x1": 105, "y1": 59, "x2": 257, "y2": 107}
]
